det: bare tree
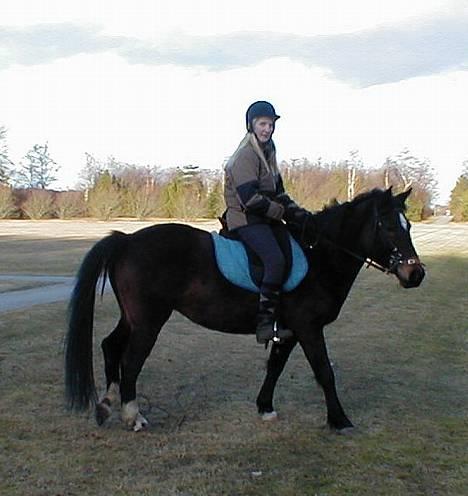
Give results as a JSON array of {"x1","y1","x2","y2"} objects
[
  {"x1": 382, "y1": 149, "x2": 437, "y2": 219},
  {"x1": 79, "y1": 152, "x2": 103, "y2": 190},
  {"x1": 346, "y1": 150, "x2": 363, "y2": 200}
]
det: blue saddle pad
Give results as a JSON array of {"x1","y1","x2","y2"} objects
[{"x1": 211, "y1": 231, "x2": 309, "y2": 293}]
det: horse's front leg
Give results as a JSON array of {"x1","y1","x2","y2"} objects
[
  {"x1": 256, "y1": 338, "x2": 297, "y2": 420},
  {"x1": 298, "y1": 327, "x2": 353, "y2": 432}
]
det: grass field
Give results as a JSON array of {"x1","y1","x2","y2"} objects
[{"x1": 0, "y1": 221, "x2": 467, "y2": 495}]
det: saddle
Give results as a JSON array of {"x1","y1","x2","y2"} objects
[{"x1": 211, "y1": 217, "x2": 309, "y2": 293}]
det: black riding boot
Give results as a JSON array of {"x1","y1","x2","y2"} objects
[{"x1": 256, "y1": 292, "x2": 294, "y2": 344}]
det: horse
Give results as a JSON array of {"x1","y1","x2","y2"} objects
[{"x1": 65, "y1": 188, "x2": 425, "y2": 432}]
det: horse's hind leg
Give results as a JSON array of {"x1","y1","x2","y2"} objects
[
  {"x1": 120, "y1": 307, "x2": 172, "y2": 431},
  {"x1": 95, "y1": 318, "x2": 130, "y2": 425},
  {"x1": 256, "y1": 339, "x2": 297, "y2": 421}
]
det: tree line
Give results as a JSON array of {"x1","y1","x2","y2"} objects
[{"x1": 1, "y1": 125, "x2": 467, "y2": 221}]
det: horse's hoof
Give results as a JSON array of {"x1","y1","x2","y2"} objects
[
  {"x1": 132, "y1": 413, "x2": 149, "y2": 432},
  {"x1": 336, "y1": 426, "x2": 354, "y2": 436},
  {"x1": 95, "y1": 401, "x2": 112, "y2": 426},
  {"x1": 261, "y1": 411, "x2": 278, "y2": 422}
]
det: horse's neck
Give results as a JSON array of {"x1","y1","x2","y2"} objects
[
  {"x1": 315, "y1": 205, "x2": 370, "y2": 291},
  {"x1": 318, "y1": 201, "x2": 372, "y2": 255}
]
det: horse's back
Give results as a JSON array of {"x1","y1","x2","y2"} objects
[
  {"x1": 110, "y1": 223, "x2": 217, "y2": 298},
  {"x1": 122, "y1": 223, "x2": 213, "y2": 273},
  {"x1": 111, "y1": 222, "x2": 257, "y2": 332}
]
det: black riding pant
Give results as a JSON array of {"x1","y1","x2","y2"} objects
[{"x1": 236, "y1": 223, "x2": 285, "y2": 293}]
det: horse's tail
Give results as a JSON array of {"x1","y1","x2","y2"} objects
[{"x1": 65, "y1": 230, "x2": 128, "y2": 411}]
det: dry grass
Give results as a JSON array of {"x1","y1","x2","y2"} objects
[{"x1": 0, "y1": 221, "x2": 467, "y2": 495}]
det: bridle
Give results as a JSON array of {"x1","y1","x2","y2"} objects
[{"x1": 300, "y1": 211, "x2": 419, "y2": 275}]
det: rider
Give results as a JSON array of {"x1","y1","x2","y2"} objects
[{"x1": 224, "y1": 101, "x2": 308, "y2": 344}]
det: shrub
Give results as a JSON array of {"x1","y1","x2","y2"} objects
[
  {"x1": 22, "y1": 189, "x2": 54, "y2": 219},
  {"x1": 0, "y1": 185, "x2": 15, "y2": 218},
  {"x1": 87, "y1": 172, "x2": 122, "y2": 220},
  {"x1": 55, "y1": 191, "x2": 86, "y2": 219}
]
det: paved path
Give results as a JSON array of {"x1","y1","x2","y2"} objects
[{"x1": 0, "y1": 275, "x2": 75, "y2": 313}]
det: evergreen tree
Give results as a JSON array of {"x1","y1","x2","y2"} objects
[
  {"x1": 87, "y1": 170, "x2": 122, "y2": 220},
  {"x1": 449, "y1": 161, "x2": 468, "y2": 221},
  {"x1": 0, "y1": 126, "x2": 14, "y2": 184},
  {"x1": 206, "y1": 177, "x2": 224, "y2": 219},
  {"x1": 15, "y1": 143, "x2": 60, "y2": 189},
  {"x1": 161, "y1": 165, "x2": 207, "y2": 219}
]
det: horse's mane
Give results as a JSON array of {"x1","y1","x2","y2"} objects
[
  {"x1": 306, "y1": 189, "x2": 391, "y2": 243},
  {"x1": 319, "y1": 188, "x2": 389, "y2": 215}
]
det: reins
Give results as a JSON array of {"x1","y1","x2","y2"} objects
[
  {"x1": 315, "y1": 236, "x2": 390, "y2": 273},
  {"x1": 299, "y1": 213, "x2": 401, "y2": 275}
]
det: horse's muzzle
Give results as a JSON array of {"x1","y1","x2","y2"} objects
[{"x1": 396, "y1": 259, "x2": 425, "y2": 288}]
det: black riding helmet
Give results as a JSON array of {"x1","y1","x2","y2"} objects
[{"x1": 246, "y1": 101, "x2": 280, "y2": 132}]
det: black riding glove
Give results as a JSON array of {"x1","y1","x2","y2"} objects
[
  {"x1": 275, "y1": 193, "x2": 297, "y2": 208},
  {"x1": 283, "y1": 205, "x2": 310, "y2": 228},
  {"x1": 283, "y1": 205, "x2": 320, "y2": 245}
]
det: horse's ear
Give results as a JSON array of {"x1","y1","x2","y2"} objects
[
  {"x1": 395, "y1": 188, "x2": 412, "y2": 205},
  {"x1": 377, "y1": 187, "x2": 393, "y2": 210},
  {"x1": 384, "y1": 187, "x2": 394, "y2": 203}
]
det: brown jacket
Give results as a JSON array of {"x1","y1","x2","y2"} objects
[{"x1": 224, "y1": 141, "x2": 287, "y2": 230}]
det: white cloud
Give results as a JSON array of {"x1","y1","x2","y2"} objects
[
  {"x1": 2, "y1": 0, "x2": 463, "y2": 37},
  {"x1": 1, "y1": 0, "x2": 467, "y2": 202}
]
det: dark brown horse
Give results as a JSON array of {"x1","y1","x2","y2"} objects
[{"x1": 65, "y1": 188, "x2": 425, "y2": 432}]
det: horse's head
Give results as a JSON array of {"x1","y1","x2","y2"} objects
[
  {"x1": 367, "y1": 188, "x2": 425, "y2": 288},
  {"x1": 297, "y1": 188, "x2": 425, "y2": 288}
]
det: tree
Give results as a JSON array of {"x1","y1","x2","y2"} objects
[
  {"x1": 79, "y1": 152, "x2": 103, "y2": 190},
  {"x1": 281, "y1": 158, "x2": 350, "y2": 210},
  {"x1": 119, "y1": 167, "x2": 161, "y2": 219},
  {"x1": 449, "y1": 161, "x2": 468, "y2": 221},
  {"x1": 0, "y1": 126, "x2": 14, "y2": 184},
  {"x1": 15, "y1": 143, "x2": 60, "y2": 189},
  {"x1": 205, "y1": 171, "x2": 224, "y2": 219},
  {"x1": 383, "y1": 149, "x2": 438, "y2": 220},
  {"x1": 345, "y1": 149, "x2": 363, "y2": 201},
  {"x1": 87, "y1": 171, "x2": 122, "y2": 220},
  {"x1": 161, "y1": 165, "x2": 208, "y2": 219}
]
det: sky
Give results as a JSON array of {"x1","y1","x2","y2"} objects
[{"x1": 1, "y1": 0, "x2": 468, "y2": 203}]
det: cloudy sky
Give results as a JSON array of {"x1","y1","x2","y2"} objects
[{"x1": 1, "y1": 0, "x2": 467, "y2": 202}]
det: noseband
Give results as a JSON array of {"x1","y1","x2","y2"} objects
[{"x1": 376, "y1": 219, "x2": 421, "y2": 274}]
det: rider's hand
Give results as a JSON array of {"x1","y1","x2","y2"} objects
[{"x1": 283, "y1": 205, "x2": 310, "y2": 226}]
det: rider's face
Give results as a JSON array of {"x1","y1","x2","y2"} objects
[{"x1": 253, "y1": 117, "x2": 274, "y2": 143}]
